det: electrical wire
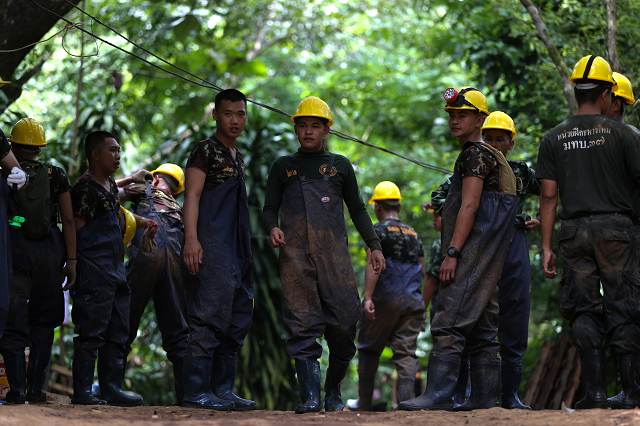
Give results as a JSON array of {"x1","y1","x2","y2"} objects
[{"x1": 30, "y1": 0, "x2": 452, "y2": 174}]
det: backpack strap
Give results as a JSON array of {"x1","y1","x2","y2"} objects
[{"x1": 323, "y1": 154, "x2": 336, "y2": 182}]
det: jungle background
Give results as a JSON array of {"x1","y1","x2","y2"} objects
[{"x1": 1, "y1": 0, "x2": 638, "y2": 410}]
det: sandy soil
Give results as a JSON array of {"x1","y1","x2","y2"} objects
[{"x1": 0, "y1": 405, "x2": 639, "y2": 426}]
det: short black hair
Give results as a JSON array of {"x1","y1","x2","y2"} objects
[
  {"x1": 574, "y1": 81, "x2": 612, "y2": 105},
  {"x1": 293, "y1": 116, "x2": 329, "y2": 126},
  {"x1": 214, "y1": 89, "x2": 247, "y2": 111},
  {"x1": 85, "y1": 131, "x2": 116, "y2": 161},
  {"x1": 376, "y1": 200, "x2": 401, "y2": 212}
]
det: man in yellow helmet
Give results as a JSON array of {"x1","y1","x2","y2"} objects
[
  {"x1": 0, "y1": 119, "x2": 75, "y2": 404},
  {"x1": 400, "y1": 87, "x2": 518, "y2": 411},
  {"x1": 69, "y1": 131, "x2": 155, "y2": 406},
  {"x1": 347, "y1": 182, "x2": 425, "y2": 411},
  {"x1": 115, "y1": 164, "x2": 189, "y2": 405},
  {"x1": 182, "y1": 89, "x2": 255, "y2": 411},
  {"x1": 536, "y1": 55, "x2": 640, "y2": 410},
  {"x1": 263, "y1": 96, "x2": 385, "y2": 413}
]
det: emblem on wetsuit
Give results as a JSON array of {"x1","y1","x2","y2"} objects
[{"x1": 321, "y1": 197, "x2": 330, "y2": 203}]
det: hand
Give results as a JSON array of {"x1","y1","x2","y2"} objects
[
  {"x1": 370, "y1": 249, "x2": 386, "y2": 275},
  {"x1": 439, "y1": 256, "x2": 457, "y2": 285},
  {"x1": 62, "y1": 259, "x2": 77, "y2": 290},
  {"x1": 131, "y1": 170, "x2": 153, "y2": 183},
  {"x1": 183, "y1": 238, "x2": 203, "y2": 275},
  {"x1": 542, "y1": 247, "x2": 557, "y2": 279},
  {"x1": 364, "y1": 298, "x2": 375, "y2": 320},
  {"x1": 525, "y1": 219, "x2": 541, "y2": 231},
  {"x1": 269, "y1": 227, "x2": 286, "y2": 248},
  {"x1": 7, "y1": 167, "x2": 27, "y2": 189},
  {"x1": 142, "y1": 219, "x2": 158, "y2": 238}
]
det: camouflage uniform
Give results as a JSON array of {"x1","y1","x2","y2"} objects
[{"x1": 426, "y1": 238, "x2": 442, "y2": 322}]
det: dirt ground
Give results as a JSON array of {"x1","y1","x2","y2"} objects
[{"x1": 0, "y1": 405, "x2": 639, "y2": 426}]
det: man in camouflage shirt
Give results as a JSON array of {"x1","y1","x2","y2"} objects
[{"x1": 347, "y1": 181, "x2": 425, "y2": 411}]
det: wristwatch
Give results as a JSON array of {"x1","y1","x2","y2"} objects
[{"x1": 446, "y1": 246, "x2": 460, "y2": 258}]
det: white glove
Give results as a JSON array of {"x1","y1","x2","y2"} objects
[{"x1": 7, "y1": 167, "x2": 27, "y2": 189}]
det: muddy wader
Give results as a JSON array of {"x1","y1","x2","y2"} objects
[
  {"x1": 70, "y1": 188, "x2": 142, "y2": 406},
  {"x1": 400, "y1": 142, "x2": 517, "y2": 411},
  {"x1": 0, "y1": 177, "x2": 13, "y2": 405},
  {"x1": 279, "y1": 154, "x2": 360, "y2": 414},
  {"x1": 348, "y1": 258, "x2": 424, "y2": 410},
  {"x1": 125, "y1": 205, "x2": 189, "y2": 405},
  {"x1": 182, "y1": 162, "x2": 254, "y2": 410}
]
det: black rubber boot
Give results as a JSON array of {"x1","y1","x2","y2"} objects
[
  {"x1": 97, "y1": 358, "x2": 144, "y2": 406},
  {"x1": 295, "y1": 359, "x2": 322, "y2": 414},
  {"x1": 1, "y1": 351, "x2": 26, "y2": 404},
  {"x1": 574, "y1": 349, "x2": 607, "y2": 409},
  {"x1": 397, "y1": 355, "x2": 460, "y2": 411},
  {"x1": 26, "y1": 345, "x2": 52, "y2": 404},
  {"x1": 618, "y1": 355, "x2": 640, "y2": 409},
  {"x1": 210, "y1": 354, "x2": 256, "y2": 411},
  {"x1": 454, "y1": 360, "x2": 500, "y2": 411},
  {"x1": 324, "y1": 355, "x2": 350, "y2": 411},
  {"x1": 71, "y1": 359, "x2": 106, "y2": 405},
  {"x1": 452, "y1": 358, "x2": 470, "y2": 406},
  {"x1": 397, "y1": 376, "x2": 415, "y2": 404},
  {"x1": 346, "y1": 351, "x2": 378, "y2": 411},
  {"x1": 172, "y1": 358, "x2": 185, "y2": 406},
  {"x1": 182, "y1": 357, "x2": 233, "y2": 410},
  {"x1": 608, "y1": 391, "x2": 625, "y2": 409},
  {"x1": 501, "y1": 362, "x2": 531, "y2": 410}
]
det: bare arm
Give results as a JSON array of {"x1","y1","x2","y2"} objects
[
  {"x1": 363, "y1": 249, "x2": 381, "y2": 320},
  {"x1": 58, "y1": 192, "x2": 76, "y2": 259},
  {"x1": 540, "y1": 179, "x2": 558, "y2": 279},
  {"x1": 439, "y1": 176, "x2": 483, "y2": 285},
  {"x1": 0, "y1": 150, "x2": 20, "y2": 171},
  {"x1": 183, "y1": 167, "x2": 206, "y2": 275}
]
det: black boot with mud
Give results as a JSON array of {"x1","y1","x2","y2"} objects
[
  {"x1": 501, "y1": 362, "x2": 530, "y2": 410},
  {"x1": 71, "y1": 359, "x2": 107, "y2": 405},
  {"x1": 172, "y1": 358, "x2": 185, "y2": 406},
  {"x1": 575, "y1": 349, "x2": 607, "y2": 409},
  {"x1": 2, "y1": 351, "x2": 26, "y2": 404},
  {"x1": 452, "y1": 359, "x2": 470, "y2": 406},
  {"x1": 26, "y1": 345, "x2": 52, "y2": 404},
  {"x1": 346, "y1": 377, "x2": 374, "y2": 411},
  {"x1": 324, "y1": 356, "x2": 350, "y2": 411},
  {"x1": 397, "y1": 377, "x2": 415, "y2": 404},
  {"x1": 397, "y1": 356, "x2": 459, "y2": 411},
  {"x1": 295, "y1": 359, "x2": 322, "y2": 414},
  {"x1": 182, "y1": 357, "x2": 233, "y2": 410},
  {"x1": 454, "y1": 361, "x2": 500, "y2": 411},
  {"x1": 97, "y1": 358, "x2": 144, "y2": 406},
  {"x1": 211, "y1": 354, "x2": 256, "y2": 411},
  {"x1": 617, "y1": 355, "x2": 640, "y2": 409}
]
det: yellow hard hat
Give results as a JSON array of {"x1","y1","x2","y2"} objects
[
  {"x1": 291, "y1": 96, "x2": 334, "y2": 127},
  {"x1": 8, "y1": 118, "x2": 47, "y2": 147},
  {"x1": 368, "y1": 181, "x2": 402, "y2": 205},
  {"x1": 569, "y1": 55, "x2": 617, "y2": 89},
  {"x1": 481, "y1": 111, "x2": 517, "y2": 139},
  {"x1": 442, "y1": 87, "x2": 489, "y2": 116},
  {"x1": 612, "y1": 72, "x2": 635, "y2": 105},
  {"x1": 152, "y1": 163, "x2": 185, "y2": 194},
  {"x1": 0, "y1": 77, "x2": 10, "y2": 84},
  {"x1": 119, "y1": 206, "x2": 137, "y2": 244}
]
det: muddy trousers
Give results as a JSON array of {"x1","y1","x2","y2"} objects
[{"x1": 558, "y1": 214, "x2": 640, "y2": 355}]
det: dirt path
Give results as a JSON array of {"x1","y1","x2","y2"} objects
[{"x1": 0, "y1": 405, "x2": 639, "y2": 426}]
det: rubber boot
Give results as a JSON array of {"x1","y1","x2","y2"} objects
[
  {"x1": 71, "y1": 359, "x2": 106, "y2": 405},
  {"x1": 210, "y1": 354, "x2": 256, "y2": 411},
  {"x1": 324, "y1": 355, "x2": 350, "y2": 411},
  {"x1": 574, "y1": 349, "x2": 607, "y2": 409},
  {"x1": 397, "y1": 355, "x2": 460, "y2": 411},
  {"x1": 397, "y1": 376, "x2": 415, "y2": 404},
  {"x1": 182, "y1": 357, "x2": 233, "y2": 410},
  {"x1": 295, "y1": 359, "x2": 322, "y2": 414},
  {"x1": 26, "y1": 345, "x2": 51, "y2": 404},
  {"x1": 501, "y1": 362, "x2": 530, "y2": 410},
  {"x1": 454, "y1": 360, "x2": 500, "y2": 411},
  {"x1": 452, "y1": 358, "x2": 470, "y2": 406},
  {"x1": 1, "y1": 351, "x2": 26, "y2": 404},
  {"x1": 346, "y1": 351, "x2": 379, "y2": 411},
  {"x1": 172, "y1": 358, "x2": 185, "y2": 406},
  {"x1": 619, "y1": 355, "x2": 640, "y2": 409},
  {"x1": 97, "y1": 358, "x2": 144, "y2": 406}
]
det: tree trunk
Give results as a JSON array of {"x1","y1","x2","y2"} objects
[
  {"x1": 602, "y1": 0, "x2": 620, "y2": 72},
  {"x1": 0, "y1": 0, "x2": 81, "y2": 107},
  {"x1": 519, "y1": 0, "x2": 577, "y2": 115}
]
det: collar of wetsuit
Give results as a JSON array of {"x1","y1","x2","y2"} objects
[{"x1": 296, "y1": 147, "x2": 327, "y2": 157}]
